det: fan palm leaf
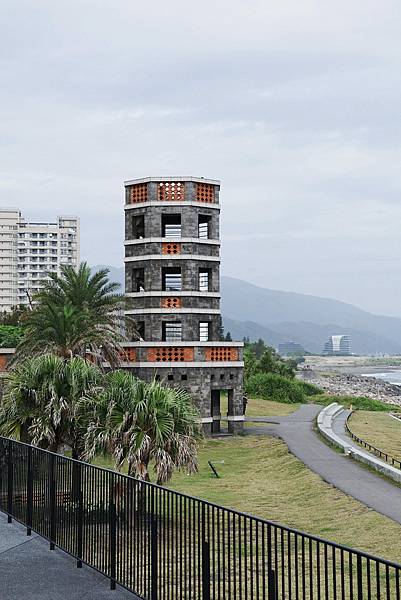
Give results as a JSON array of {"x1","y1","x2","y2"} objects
[{"x1": 15, "y1": 262, "x2": 134, "y2": 366}]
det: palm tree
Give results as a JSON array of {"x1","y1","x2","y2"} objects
[
  {"x1": 16, "y1": 262, "x2": 131, "y2": 366},
  {"x1": 84, "y1": 372, "x2": 201, "y2": 484},
  {"x1": 0, "y1": 354, "x2": 103, "y2": 457}
]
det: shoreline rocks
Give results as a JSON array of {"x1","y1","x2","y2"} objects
[{"x1": 298, "y1": 370, "x2": 401, "y2": 406}]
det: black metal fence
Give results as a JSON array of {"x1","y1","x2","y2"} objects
[
  {"x1": 346, "y1": 413, "x2": 401, "y2": 470},
  {"x1": 1, "y1": 436, "x2": 401, "y2": 599}
]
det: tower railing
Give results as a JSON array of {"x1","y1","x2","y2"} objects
[{"x1": 1, "y1": 435, "x2": 400, "y2": 599}]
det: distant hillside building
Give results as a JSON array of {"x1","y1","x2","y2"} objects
[
  {"x1": 323, "y1": 335, "x2": 351, "y2": 356},
  {"x1": 278, "y1": 341, "x2": 305, "y2": 356}
]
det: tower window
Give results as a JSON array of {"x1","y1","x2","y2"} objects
[
  {"x1": 198, "y1": 215, "x2": 211, "y2": 239},
  {"x1": 199, "y1": 321, "x2": 210, "y2": 341},
  {"x1": 136, "y1": 321, "x2": 145, "y2": 340},
  {"x1": 199, "y1": 269, "x2": 211, "y2": 292},
  {"x1": 132, "y1": 215, "x2": 145, "y2": 239},
  {"x1": 132, "y1": 268, "x2": 145, "y2": 292},
  {"x1": 163, "y1": 268, "x2": 182, "y2": 291},
  {"x1": 162, "y1": 214, "x2": 181, "y2": 239},
  {"x1": 162, "y1": 321, "x2": 182, "y2": 342}
]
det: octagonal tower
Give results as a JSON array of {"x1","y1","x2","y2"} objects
[{"x1": 123, "y1": 176, "x2": 244, "y2": 434}]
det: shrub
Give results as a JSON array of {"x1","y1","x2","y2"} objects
[
  {"x1": 245, "y1": 373, "x2": 306, "y2": 404},
  {"x1": 313, "y1": 394, "x2": 401, "y2": 412},
  {"x1": 296, "y1": 380, "x2": 322, "y2": 397},
  {"x1": 0, "y1": 325, "x2": 24, "y2": 348}
]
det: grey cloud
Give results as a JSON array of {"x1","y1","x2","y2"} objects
[{"x1": 1, "y1": 0, "x2": 401, "y2": 315}]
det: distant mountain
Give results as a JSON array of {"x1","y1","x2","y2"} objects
[
  {"x1": 221, "y1": 277, "x2": 401, "y2": 354},
  {"x1": 93, "y1": 266, "x2": 401, "y2": 354},
  {"x1": 222, "y1": 317, "x2": 401, "y2": 355}
]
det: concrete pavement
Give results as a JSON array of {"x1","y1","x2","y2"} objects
[{"x1": 0, "y1": 513, "x2": 138, "y2": 600}]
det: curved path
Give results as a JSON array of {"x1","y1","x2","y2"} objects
[{"x1": 246, "y1": 404, "x2": 401, "y2": 525}]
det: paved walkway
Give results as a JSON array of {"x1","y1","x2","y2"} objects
[
  {"x1": 0, "y1": 513, "x2": 138, "y2": 600},
  {"x1": 246, "y1": 404, "x2": 401, "y2": 524}
]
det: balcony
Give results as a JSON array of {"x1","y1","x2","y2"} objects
[{"x1": 119, "y1": 342, "x2": 243, "y2": 368}]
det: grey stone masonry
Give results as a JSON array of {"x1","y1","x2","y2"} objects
[{"x1": 122, "y1": 176, "x2": 244, "y2": 434}]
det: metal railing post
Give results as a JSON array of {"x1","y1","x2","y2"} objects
[
  {"x1": 268, "y1": 568, "x2": 278, "y2": 600},
  {"x1": 267, "y1": 524, "x2": 278, "y2": 600},
  {"x1": 76, "y1": 462, "x2": 83, "y2": 568},
  {"x1": 357, "y1": 554, "x2": 363, "y2": 600},
  {"x1": 201, "y1": 503, "x2": 210, "y2": 600},
  {"x1": 26, "y1": 445, "x2": 33, "y2": 535},
  {"x1": 7, "y1": 440, "x2": 13, "y2": 523},
  {"x1": 151, "y1": 486, "x2": 158, "y2": 600},
  {"x1": 49, "y1": 454, "x2": 56, "y2": 550},
  {"x1": 109, "y1": 472, "x2": 117, "y2": 591}
]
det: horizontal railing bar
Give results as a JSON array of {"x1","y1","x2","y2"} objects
[{"x1": 345, "y1": 415, "x2": 401, "y2": 470}]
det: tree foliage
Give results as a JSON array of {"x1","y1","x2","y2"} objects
[
  {"x1": 0, "y1": 356, "x2": 200, "y2": 484},
  {"x1": 84, "y1": 373, "x2": 201, "y2": 484},
  {"x1": 0, "y1": 354, "x2": 103, "y2": 455},
  {"x1": 244, "y1": 339, "x2": 298, "y2": 380},
  {"x1": 0, "y1": 325, "x2": 24, "y2": 348},
  {"x1": 0, "y1": 305, "x2": 30, "y2": 327},
  {"x1": 16, "y1": 262, "x2": 129, "y2": 366}
]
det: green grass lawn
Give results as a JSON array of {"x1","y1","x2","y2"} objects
[
  {"x1": 92, "y1": 398, "x2": 401, "y2": 564},
  {"x1": 168, "y1": 434, "x2": 401, "y2": 564},
  {"x1": 246, "y1": 398, "x2": 300, "y2": 417},
  {"x1": 348, "y1": 411, "x2": 401, "y2": 462}
]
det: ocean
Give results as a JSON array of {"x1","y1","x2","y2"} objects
[{"x1": 362, "y1": 370, "x2": 401, "y2": 386}]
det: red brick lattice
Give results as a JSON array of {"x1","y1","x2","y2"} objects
[
  {"x1": 0, "y1": 354, "x2": 8, "y2": 371},
  {"x1": 129, "y1": 184, "x2": 148, "y2": 204},
  {"x1": 147, "y1": 347, "x2": 194, "y2": 362},
  {"x1": 196, "y1": 183, "x2": 215, "y2": 203},
  {"x1": 205, "y1": 347, "x2": 239, "y2": 361},
  {"x1": 158, "y1": 182, "x2": 185, "y2": 201},
  {"x1": 119, "y1": 347, "x2": 137, "y2": 362},
  {"x1": 162, "y1": 242, "x2": 181, "y2": 255},
  {"x1": 161, "y1": 297, "x2": 182, "y2": 308}
]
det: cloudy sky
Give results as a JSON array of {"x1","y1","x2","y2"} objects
[{"x1": 1, "y1": 1, "x2": 401, "y2": 316}]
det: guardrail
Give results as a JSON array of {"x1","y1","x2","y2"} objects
[
  {"x1": 1, "y1": 436, "x2": 401, "y2": 599},
  {"x1": 345, "y1": 413, "x2": 401, "y2": 470}
]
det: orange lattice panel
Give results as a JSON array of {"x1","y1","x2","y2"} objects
[
  {"x1": 158, "y1": 182, "x2": 185, "y2": 201},
  {"x1": 161, "y1": 297, "x2": 182, "y2": 308},
  {"x1": 196, "y1": 183, "x2": 215, "y2": 203},
  {"x1": 162, "y1": 242, "x2": 181, "y2": 255},
  {"x1": 205, "y1": 347, "x2": 239, "y2": 361},
  {"x1": 119, "y1": 347, "x2": 137, "y2": 362},
  {"x1": 147, "y1": 347, "x2": 194, "y2": 362},
  {"x1": 0, "y1": 354, "x2": 8, "y2": 371},
  {"x1": 129, "y1": 184, "x2": 148, "y2": 204}
]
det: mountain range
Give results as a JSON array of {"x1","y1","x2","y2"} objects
[{"x1": 93, "y1": 265, "x2": 401, "y2": 354}]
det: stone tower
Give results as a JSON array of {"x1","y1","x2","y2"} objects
[{"x1": 123, "y1": 176, "x2": 244, "y2": 434}]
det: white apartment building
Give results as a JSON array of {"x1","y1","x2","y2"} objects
[{"x1": 0, "y1": 209, "x2": 80, "y2": 312}]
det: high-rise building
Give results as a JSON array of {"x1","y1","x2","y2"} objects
[
  {"x1": 0, "y1": 209, "x2": 19, "y2": 312},
  {"x1": 123, "y1": 176, "x2": 244, "y2": 434},
  {"x1": 0, "y1": 209, "x2": 80, "y2": 311},
  {"x1": 322, "y1": 334, "x2": 351, "y2": 356}
]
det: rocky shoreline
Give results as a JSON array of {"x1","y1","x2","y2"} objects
[{"x1": 298, "y1": 370, "x2": 401, "y2": 406}]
